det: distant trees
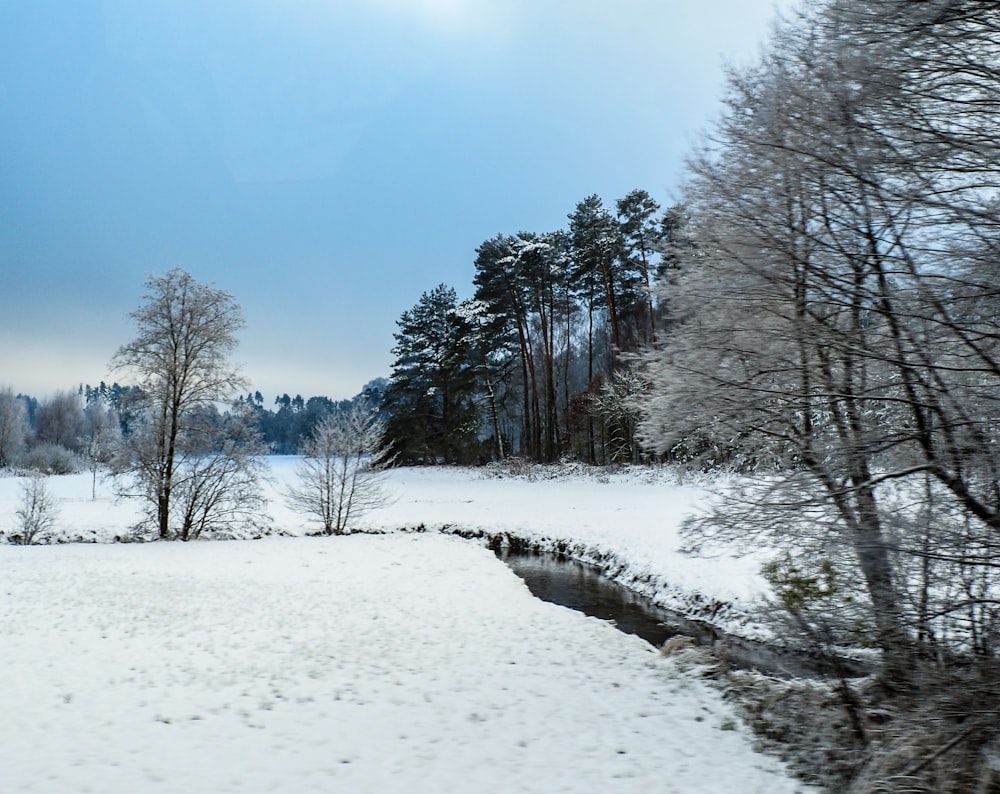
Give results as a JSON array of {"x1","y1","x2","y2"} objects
[
  {"x1": 0, "y1": 378, "x2": 384, "y2": 482},
  {"x1": 112, "y1": 268, "x2": 264, "y2": 540},
  {"x1": 236, "y1": 387, "x2": 390, "y2": 454},
  {"x1": 0, "y1": 388, "x2": 29, "y2": 468},
  {"x1": 285, "y1": 402, "x2": 392, "y2": 534},
  {"x1": 0, "y1": 388, "x2": 83, "y2": 474},
  {"x1": 83, "y1": 381, "x2": 142, "y2": 437},
  {"x1": 34, "y1": 391, "x2": 84, "y2": 451}
]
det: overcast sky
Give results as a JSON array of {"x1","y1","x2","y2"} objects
[{"x1": 1, "y1": 0, "x2": 786, "y2": 402}]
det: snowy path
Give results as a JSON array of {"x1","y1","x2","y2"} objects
[{"x1": 1, "y1": 534, "x2": 808, "y2": 793}]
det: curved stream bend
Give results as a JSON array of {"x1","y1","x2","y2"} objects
[{"x1": 496, "y1": 548, "x2": 871, "y2": 680}]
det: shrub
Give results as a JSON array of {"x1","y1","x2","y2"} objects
[{"x1": 20, "y1": 443, "x2": 82, "y2": 475}]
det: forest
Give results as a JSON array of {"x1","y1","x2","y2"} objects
[
  {"x1": 381, "y1": 1, "x2": 1000, "y2": 787},
  {"x1": 0, "y1": 184, "x2": 677, "y2": 473},
  {"x1": 379, "y1": 188, "x2": 679, "y2": 466}
]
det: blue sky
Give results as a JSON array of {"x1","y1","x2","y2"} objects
[{"x1": 1, "y1": 0, "x2": 785, "y2": 401}]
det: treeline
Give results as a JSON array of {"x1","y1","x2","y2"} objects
[
  {"x1": 0, "y1": 379, "x2": 387, "y2": 472},
  {"x1": 236, "y1": 380, "x2": 385, "y2": 454},
  {"x1": 0, "y1": 385, "x2": 129, "y2": 474},
  {"x1": 380, "y1": 189, "x2": 686, "y2": 465}
]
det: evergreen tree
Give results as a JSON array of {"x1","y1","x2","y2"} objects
[
  {"x1": 456, "y1": 298, "x2": 515, "y2": 461},
  {"x1": 472, "y1": 232, "x2": 575, "y2": 461},
  {"x1": 569, "y1": 195, "x2": 631, "y2": 366},
  {"x1": 381, "y1": 284, "x2": 481, "y2": 464},
  {"x1": 473, "y1": 233, "x2": 538, "y2": 458},
  {"x1": 616, "y1": 189, "x2": 662, "y2": 347}
]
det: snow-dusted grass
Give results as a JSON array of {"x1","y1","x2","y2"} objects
[{"x1": 0, "y1": 462, "x2": 813, "y2": 792}]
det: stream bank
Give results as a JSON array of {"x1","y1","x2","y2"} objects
[
  {"x1": 415, "y1": 524, "x2": 871, "y2": 680},
  {"x1": 497, "y1": 547, "x2": 871, "y2": 679}
]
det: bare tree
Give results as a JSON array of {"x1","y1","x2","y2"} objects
[
  {"x1": 286, "y1": 402, "x2": 393, "y2": 535},
  {"x1": 588, "y1": 368, "x2": 646, "y2": 464},
  {"x1": 112, "y1": 268, "x2": 253, "y2": 540},
  {"x1": 170, "y1": 406, "x2": 269, "y2": 540},
  {"x1": 639, "y1": 0, "x2": 1000, "y2": 681},
  {"x1": 11, "y1": 475, "x2": 58, "y2": 545},
  {"x1": 638, "y1": 6, "x2": 914, "y2": 685},
  {"x1": 636, "y1": 2, "x2": 1000, "y2": 785},
  {"x1": 81, "y1": 398, "x2": 121, "y2": 500}
]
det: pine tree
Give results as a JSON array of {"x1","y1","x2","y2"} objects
[
  {"x1": 569, "y1": 195, "x2": 629, "y2": 366},
  {"x1": 473, "y1": 232, "x2": 573, "y2": 461},
  {"x1": 616, "y1": 189, "x2": 662, "y2": 347},
  {"x1": 381, "y1": 285, "x2": 481, "y2": 464}
]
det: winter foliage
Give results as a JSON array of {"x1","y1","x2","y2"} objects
[
  {"x1": 634, "y1": 1, "x2": 1000, "y2": 788},
  {"x1": 6, "y1": 0, "x2": 1000, "y2": 787}
]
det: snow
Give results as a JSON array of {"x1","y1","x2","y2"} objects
[
  {"x1": 0, "y1": 464, "x2": 810, "y2": 792},
  {"x1": 294, "y1": 461, "x2": 773, "y2": 634}
]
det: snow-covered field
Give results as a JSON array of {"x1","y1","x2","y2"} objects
[
  {"x1": 0, "y1": 462, "x2": 808, "y2": 792},
  {"x1": 345, "y1": 462, "x2": 772, "y2": 632}
]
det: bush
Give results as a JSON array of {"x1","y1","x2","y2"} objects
[{"x1": 19, "y1": 443, "x2": 82, "y2": 475}]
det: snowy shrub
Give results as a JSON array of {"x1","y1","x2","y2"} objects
[
  {"x1": 20, "y1": 443, "x2": 82, "y2": 475},
  {"x1": 285, "y1": 403, "x2": 393, "y2": 535},
  {"x1": 480, "y1": 458, "x2": 541, "y2": 480}
]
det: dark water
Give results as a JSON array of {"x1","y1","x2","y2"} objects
[
  {"x1": 497, "y1": 549, "x2": 680, "y2": 648},
  {"x1": 497, "y1": 548, "x2": 870, "y2": 679}
]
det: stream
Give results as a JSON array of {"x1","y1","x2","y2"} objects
[{"x1": 497, "y1": 548, "x2": 871, "y2": 680}]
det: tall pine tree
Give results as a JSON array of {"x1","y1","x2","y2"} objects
[{"x1": 381, "y1": 285, "x2": 481, "y2": 464}]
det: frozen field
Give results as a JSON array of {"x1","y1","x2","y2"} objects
[{"x1": 0, "y1": 463, "x2": 809, "y2": 792}]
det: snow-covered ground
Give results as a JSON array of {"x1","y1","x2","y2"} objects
[
  {"x1": 0, "y1": 463, "x2": 809, "y2": 792},
  {"x1": 338, "y1": 462, "x2": 772, "y2": 633}
]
